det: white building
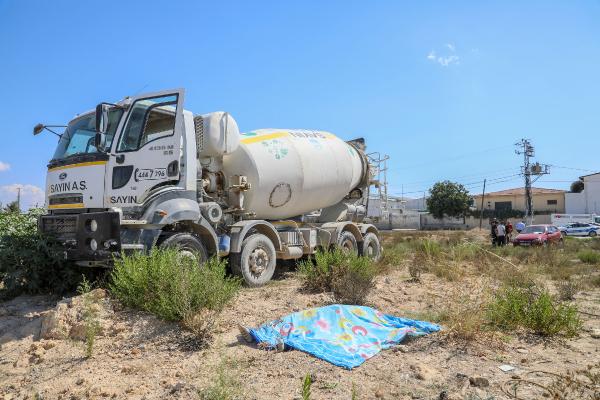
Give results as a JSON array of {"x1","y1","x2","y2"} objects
[{"x1": 565, "y1": 172, "x2": 600, "y2": 214}]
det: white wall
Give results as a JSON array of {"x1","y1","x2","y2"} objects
[
  {"x1": 565, "y1": 192, "x2": 586, "y2": 214},
  {"x1": 584, "y1": 174, "x2": 600, "y2": 214}
]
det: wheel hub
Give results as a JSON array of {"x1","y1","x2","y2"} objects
[{"x1": 249, "y1": 247, "x2": 269, "y2": 275}]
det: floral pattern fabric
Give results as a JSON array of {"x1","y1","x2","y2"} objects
[{"x1": 248, "y1": 304, "x2": 441, "y2": 369}]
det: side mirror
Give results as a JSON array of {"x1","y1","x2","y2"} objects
[{"x1": 95, "y1": 103, "x2": 110, "y2": 135}]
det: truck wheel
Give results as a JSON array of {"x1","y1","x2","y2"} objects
[
  {"x1": 231, "y1": 234, "x2": 276, "y2": 287},
  {"x1": 337, "y1": 231, "x2": 358, "y2": 256},
  {"x1": 362, "y1": 232, "x2": 382, "y2": 262},
  {"x1": 590, "y1": 231, "x2": 597, "y2": 237},
  {"x1": 158, "y1": 233, "x2": 208, "y2": 266}
]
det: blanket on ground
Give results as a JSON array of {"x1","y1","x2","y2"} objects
[{"x1": 248, "y1": 304, "x2": 441, "y2": 369}]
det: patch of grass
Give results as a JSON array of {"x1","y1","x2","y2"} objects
[
  {"x1": 198, "y1": 358, "x2": 242, "y2": 400},
  {"x1": 487, "y1": 283, "x2": 582, "y2": 337},
  {"x1": 301, "y1": 373, "x2": 312, "y2": 400},
  {"x1": 298, "y1": 250, "x2": 377, "y2": 304},
  {"x1": 77, "y1": 276, "x2": 100, "y2": 358},
  {"x1": 556, "y1": 280, "x2": 581, "y2": 301},
  {"x1": 110, "y1": 249, "x2": 240, "y2": 343},
  {"x1": 379, "y1": 242, "x2": 411, "y2": 267},
  {"x1": 577, "y1": 249, "x2": 600, "y2": 264}
]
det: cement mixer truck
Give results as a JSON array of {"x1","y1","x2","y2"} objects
[{"x1": 34, "y1": 88, "x2": 381, "y2": 286}]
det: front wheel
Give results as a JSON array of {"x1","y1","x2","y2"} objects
[
  {"x1": 362, "y1": 232, "x2": 382, "y2": 262},
  {"x1": 158, "y1": 232, "x2": 208, "y2": 266},
  {"x1": 230, "y1": 234, "x2": 276, "y2": 287},
  {"x1": 589, "y1": 231, "x2": 597, "y2": 237}
]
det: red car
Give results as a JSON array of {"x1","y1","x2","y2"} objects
[{"x1": 512, "y1": 224, "x2": 562, "y2": 246}]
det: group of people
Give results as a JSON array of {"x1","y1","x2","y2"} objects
[{"x1": 491, "y1": 219, "x2": 517, "y2": 246}]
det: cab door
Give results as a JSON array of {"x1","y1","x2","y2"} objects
[{"x1": 104, "y1": 89, "x2": 185, "y2": 208}]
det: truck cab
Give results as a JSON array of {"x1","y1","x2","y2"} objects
[{"x1": 37, "y1": 89, "x2": 382, "y2": 286}]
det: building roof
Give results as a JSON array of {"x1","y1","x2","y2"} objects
[
  {"x1": 579, "y1": 171, "x2": 600, "y2": 179},
  {"x1": 474, "y1": 187, "x2": 566, "y2": 197}
]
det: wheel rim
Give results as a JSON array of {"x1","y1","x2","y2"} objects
[
  {"x1": 177, "y1": 248, "x2": 199, "y2": 264},
  {"x1": 248, "y1": 246, "x2": 269, "y2": 278},
  {"x1": 340, "y1": 239, "x2": 355, "y2": 254}
]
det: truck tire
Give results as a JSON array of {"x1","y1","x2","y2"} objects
[
  {"x1": 336, "y1": 231, "x2": 358, "y2": 256},
  {"x1": 230, "y1": 234, "x2": 276, "y2": 287},
  {"x1": 158, "y1": 232, "x2": 208, "y2": 266},
  {"x1": 590, "y1": 231, "x2": 597, "y2": 237},
  {"x1": 362, "y1": 232, "x2": 382, "y2": 262}
]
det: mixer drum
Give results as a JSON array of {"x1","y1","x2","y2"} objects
[{"x1": 222, "y1": 129, "x2": 366, "y2": 220}]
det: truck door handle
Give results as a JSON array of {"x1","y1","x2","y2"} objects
[{"x1": 116, "y1": 154, "x2": 125, "y2": 164}]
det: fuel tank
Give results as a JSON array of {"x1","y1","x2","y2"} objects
[{"x1": 222, "y1": 129, "x2": 368, "y2": 220}]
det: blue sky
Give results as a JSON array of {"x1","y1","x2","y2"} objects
[{"x1": 1, "y1": 1, "x2": 599, "y2": 208}]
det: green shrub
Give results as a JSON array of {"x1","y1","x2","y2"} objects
[
  {"x1": 487, "y1": 283, "x2": 581, "y2": 337},
  {"x1": 298, "y1": 249, "x2": 377, "y2": 304},
  {"x1": 330, "y1": 256, "x2": 376, "y2": 304},
  {"x1": 0, "y1": 208, "x2": 80, "y2": 298},
  {"x1": 110, "y1": 249, "x2": 240, "y2": 335},
  {"x1": 297, "y1": 249, "x2": 345, "y2": 292},
  {"x1": 577, "y1": 250, "x2": 600, "y2": 264}
]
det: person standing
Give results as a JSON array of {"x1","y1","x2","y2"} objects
[
  {"x1": 491, "y1": 219, "x2": 498, "y2": 246},
  {"x1": 496, "y1": 221, "x2": 506, "y2": 246},
  {"x1": 505, "y1": 220, "x2": 513, "y2": 244},
  {"x1": 516, "y1": 220, "x2": 526, "y2": 233}
]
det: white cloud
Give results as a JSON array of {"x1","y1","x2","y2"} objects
[
  {"x1": 426, "y1": 45, "x2": 460, "y2": 67},
  {"x1": 0, "y1": 184, "x2": 45, "y2": 210},
  {"x1": 0, "y1": 161, "x2": 10, "y2": 172}
]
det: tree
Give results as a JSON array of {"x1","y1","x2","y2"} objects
[
  {"x1": 426, "y1": 181, "x2": 471, "y2": 219},
  {"x1": 570, "y1": 180, "x2": 584, "y2": 193},
  {"x1": 3, "y1": 200, "x2": 20, "y2": 213}
]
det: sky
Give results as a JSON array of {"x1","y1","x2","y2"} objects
[{"x1": 1, "y1": 0, "x2": 599, "y2": 209}]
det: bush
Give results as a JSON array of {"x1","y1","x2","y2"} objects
[
  {"x1": 330, "y1": 256, "x2": 376, "y2": 304},
  {"x1": 298, "y1": 249, "x2": 377, "y2": 305},
  {"x1": 487, "y1": 283, "x2": 581, "y2": 337},
  {"x1": 577, "y1": 250, "x2": 600, "y2": 264},
  {"x1": 0, "y1": 209, "x2": 80, "y2": 298},
  {"x1": 110, "y1": 249, "x2": 240, "y2": 342}
]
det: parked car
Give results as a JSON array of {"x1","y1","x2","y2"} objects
[
  {"x1": 512, "y1": 224, "x2": 562, "y2": 246},
  {"x1": 557, "y1": 223, "x2": 600, "y2": 237}
]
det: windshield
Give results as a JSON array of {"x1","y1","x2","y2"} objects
[
  {"x1": 521, "y1": 225, "x2": 546, "y2": 234},
  {"x1": 52, "y1": 108, "x2": 123, "y2": 160}
]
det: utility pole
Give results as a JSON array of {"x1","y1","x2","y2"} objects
[
  {"x1": 515, "y1": 139, "x2": 549, "y2": 224},
  {"x1": 479, "y1": 178, "x2": 486, "y2": 229},
  {"x1": 17, "y1": 187, "x2": 21, "y2": 212}
]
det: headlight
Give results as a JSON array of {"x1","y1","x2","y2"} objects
[
  {"x1": 89, "y1": 238, "x2": 98, "y2": 251},
  {"x1": 86, "y1": 219, "x2": 98, "y2": 232}
]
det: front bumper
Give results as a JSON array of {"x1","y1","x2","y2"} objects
[{"x1": 38, "y1": 211, "x2": 121, "y2": 262}]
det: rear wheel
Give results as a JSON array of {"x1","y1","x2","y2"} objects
[
  {"x1": 362, "y1": 232, "x2": 382, "y2": 262},
  {"x1": 336, "y1": 231, "x2": 358, "y2": 256},
  {"x1": 158, "y1": 232, "x2": 208, "y2": 266},
  {"x1": 230, "y1": 234, "x2": 276, "y2": 287}
]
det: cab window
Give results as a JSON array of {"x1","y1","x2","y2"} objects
[{"x1": 117, "y1": 94, "x2": 178, "y2": 152}]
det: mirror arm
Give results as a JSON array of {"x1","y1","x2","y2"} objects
[{"x1": 44, "y1": 126, "x2": 64, "y2": 137}]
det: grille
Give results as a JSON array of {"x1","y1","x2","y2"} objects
[
  {"x1": 40, "y1": 215, "x2": 77, "y2": 241},
  {"x1": 194, "y1": 115, "x2": 204, "y2": 152}
]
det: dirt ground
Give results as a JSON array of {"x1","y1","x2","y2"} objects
[{"x1": 1, "y1": 231, "x2": 599, "y2": 400}]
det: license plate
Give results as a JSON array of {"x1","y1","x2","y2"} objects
[{"x1": 521, "y1": 242, "x2": 530, "y2": 246}]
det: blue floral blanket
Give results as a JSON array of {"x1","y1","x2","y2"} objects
[{"x1": 248, "y1": 304, "x2": 441, "y2": 369}]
